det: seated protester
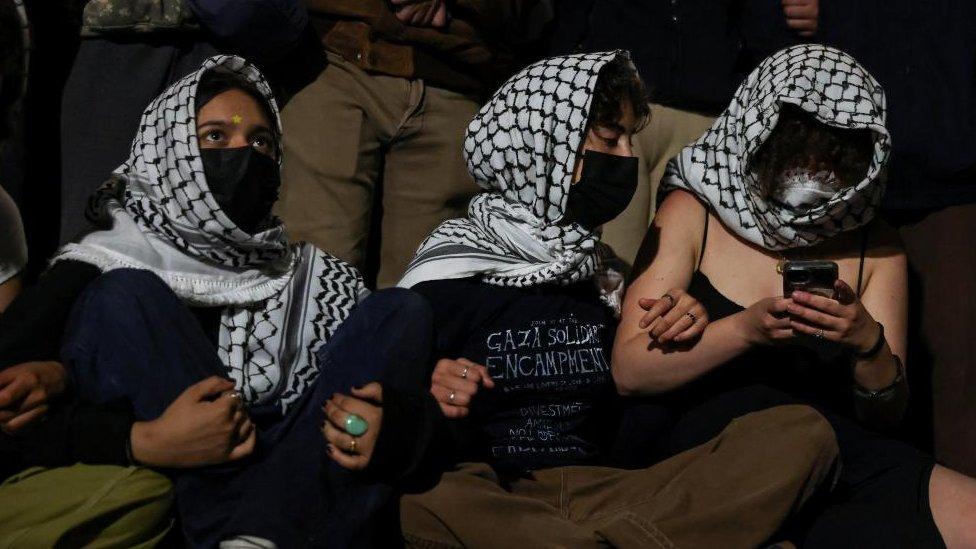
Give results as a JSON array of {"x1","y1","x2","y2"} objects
[
  {"x1": 327, "y1": 52, "x2": 842, "y2": 548},
  {"x1": 0, "y1": 56, "x2": 432, "y2": 547},
  {"x1": 616, "y1": 44, "x2": 976, "y2": 547}
]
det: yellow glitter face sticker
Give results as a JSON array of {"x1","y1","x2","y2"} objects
[{"x1": 231, "y1": 114, "x2": 243, "y2": 125}]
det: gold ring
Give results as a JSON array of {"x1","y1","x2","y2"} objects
[
  {"x1": 449, "y1": 391, "x2": 456, "y2": 403},
  {"x1": 815, "y1": 329, "x2": 825, "y2": 339},
  {"x1": 461, "y1": 366, "x2": 469, "y2": 379},
  {"x1": 348, "y1": 438, "x2": 357, "y2": 454}
]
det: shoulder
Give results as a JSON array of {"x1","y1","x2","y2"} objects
[
  {"x1": 861, "y1": 218, "x2": 907, "y2": 293},
  {"x1": 632, "y1": 190, "x2": 705, "y2": 276},
  {"x1": 654, "y1": 189, "x2": 707, "y2": 228}
]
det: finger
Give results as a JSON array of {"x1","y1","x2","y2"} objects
[
  {"x1": 431, "y1": 3, "x2": 448, "y2": 27},
  {"x1": 673, "y1": 309, "x2": 709, "y2": 342},
  {"x1": 659, "y1": 313, "x2": 694, "y2": 342},
  {"x1": 228, "y1": 429, "x2": 256, "y2": 461},
  {"x1": 791, "y1": 290, "x2": 845, "y2": 316},
  {"x1": 438, "y1": 402, "x2": 469, "y2": 419},
  {"x1": 431, "y1": 384, "x2": 471, "y2": 406},
  {"x1": 323, "y1": 421, "x2": 356, "y2": 453},
  {"x1": 783, "y1": 5, "x2": 817, "y2": 18},
  {"x1": 334, "y1": 395, "x2": 378, "y2": 421},
  {"x1": 18, "y1": 388, "x2": 52, "y2": 412},
  {"x1": 350, "y1": 383, "x2": 383, "y2": 404},
  {"x1": 431, "y1": 373, "x2": 479, "y2": 396},
  {"x1": 457, "y1": 359, "x2": 494, "y2": 389},
  {"x1": 787, "y1": 302, "x2": 844, "y2": 331},
  {"x1": 327, "y1": 444, "x2": 365, "y2": 470},
  {"x1": 235, "y1": 416, "x2": 254, "y2": 441},
  {"x1": 637, "y1": 297, "x2": 657, "y2": 311},
  {"x1": 0, "y1": 410, "x2": 16, "y2": 423},
  {"x1": 790, "y1": 320, "x2": 838, "y2": 341},
  {"x1": 834, "y1": 279, "x2": 857, "y2": 306},
  {"x1": 324, "y1": 399, "x2": 351, "y2": 429},
  {"x1": 770, "y1": 328, "x2": 796, "y2": 341},
  {"x1": 188, "y1": 376, "x2": 236, "y2": 401},
  {"x1": 3, "y1": 405, "x2": 49, "y2": 434},
  {"x1": 0, "y1": 377, "x2": 29, "y2": 409},
  {"x1": 639, "y1": 298, "x2": 673, "y2": 329}
]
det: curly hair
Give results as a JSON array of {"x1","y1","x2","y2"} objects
[
  {"x1": 752, "y1": 103, "x2": 875, "y2": 196},
  {"x1": 588, "y1": 55, "x2": 650, "y2": 133}
]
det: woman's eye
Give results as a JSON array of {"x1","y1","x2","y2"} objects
[{"x1": 204, "y1": 130, "x2": 223, "y2": 142}]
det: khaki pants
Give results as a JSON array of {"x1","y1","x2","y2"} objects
[
  {"x1": 602, "y1": 104, "x2": 715, "y2": 268},
  {"x1": 402, "y1": 406, "x2": 839, "y2": 548},
  {"x1": 277, "y1": 52, "x2": 481, "y2": 287}
]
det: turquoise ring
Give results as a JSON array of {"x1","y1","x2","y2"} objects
[{"x1": 344, "y1": 413, "x2": 369, "y2": 436}]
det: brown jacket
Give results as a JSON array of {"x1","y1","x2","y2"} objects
[{"x1": 305, "y1": 0, "x2": 541, "y2": 95}]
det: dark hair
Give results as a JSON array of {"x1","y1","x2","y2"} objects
[
  {"x1": 752, "y1": 103, "x2": 874, "y2": 196},
  {"x1": 588, "y1": 55, "x2": 650, "y2": 133},
  {"x1": 195, "y1": 71, "x2": 277, "y2": 129}
]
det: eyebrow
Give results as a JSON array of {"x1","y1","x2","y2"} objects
[{"x1": 197, "y1": 119, "x2": 273, "y2": 135}]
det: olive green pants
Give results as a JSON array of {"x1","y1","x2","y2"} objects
[
  {"x1": 402, "y1": 406, "x2": 839, "y2": 549},
  {"x1": 277, "y1": 52, "x2": 481, "y2": 288},
  {"x1": 0, "y1": 465, "x2": 173, "y2": 548}
]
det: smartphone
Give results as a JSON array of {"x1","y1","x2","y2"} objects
[{"x1": 782, "y1": 260, "x2": 838, "y2": 299}]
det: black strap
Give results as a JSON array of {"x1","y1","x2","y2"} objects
[
  {"x1": 698, "y1": 209, "x2": 710, "y2": 270},
  {"x1": 855, "y1": 226, "x2": 869, "y2": 297}
]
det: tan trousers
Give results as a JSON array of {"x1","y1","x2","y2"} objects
[
  {"x1": 898, "y1": 203, "x2": 976, "y2": 476},
  {"x1": 602, "y1": 104, "x2": 715, "y2": 269},
  {"x1": 401, "y1": 406, "x2": 839, "y2": 549},
  {"x1": 277, "y1": 53, "x2": 480, "y2": 287}
]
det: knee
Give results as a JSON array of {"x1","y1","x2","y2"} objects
[
  {"x1": 81, "y1": 268, "x2": 171, "y2": 308},
  {"x1": 770, "y1": 405, "x2": 839, "y2": 456}
]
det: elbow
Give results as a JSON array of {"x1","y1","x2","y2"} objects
[{"x1": 611, "y1": 353, "x2": 673, "y2": 397}]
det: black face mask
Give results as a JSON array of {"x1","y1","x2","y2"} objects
[
  {"x1": 200, "y1": 146, "x2": 280, "y2": 234},
  {"x1": 562, "y1": 150, "x2": 638, "y2": 231}
]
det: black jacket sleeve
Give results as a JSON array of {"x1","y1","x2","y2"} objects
[
  {"x1": 0, "y1": 397, "x2": 134, "y2": 481},
  {"x1": 0, "y1": 260, "x2": 101, "y2": 369}
]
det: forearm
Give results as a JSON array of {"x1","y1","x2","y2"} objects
[
  {"x1": 612, "y1": 313, "x2": 754, "y2": 395},
  {"x1": 852, "y1": 342, "x2": 908, "y2": 428}
]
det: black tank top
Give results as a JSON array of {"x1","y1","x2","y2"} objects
[{"x1": 674, "y1": 210, "x2": 868, "y2": 417}]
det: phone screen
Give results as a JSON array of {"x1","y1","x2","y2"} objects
[{"x1": 782, "y1": 260, "x2": 839, "y2": 298}]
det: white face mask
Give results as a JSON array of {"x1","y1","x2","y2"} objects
[{"x1": 771, "y1": 167, "x2": 838, "y2": 211}]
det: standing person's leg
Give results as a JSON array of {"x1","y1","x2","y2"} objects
[
  {"x1": 277, "y1": 54, "x2": 407, "y2": 282},
  {"x1": 376, "y1": 84, "x2": 480, "y2": 287},
  {"x1": 60, "y1": 38, "x2": 215, "y2": 244},
  {"x1": 896, "y1": 203, "x2": 976, "y2": 477},
  {"x1": 61, "y1": 268, "x2": 226, "y2": 419},
  {"x1": 566, "y1": 405, "x2": 839, "y2": 548},
  {"x1": 601, "y1": 103, "x2": 715, "y2": 268}
]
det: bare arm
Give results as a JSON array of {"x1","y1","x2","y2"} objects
[{"x1": 613, "y1": 191, "x2": 787, "y2": 395}]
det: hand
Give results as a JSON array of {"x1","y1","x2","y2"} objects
[
  {"x1": 740, "y1": 296, "x2": 795, "y2": 346},
  {"x1": 0, "y1": 361, "x2": 68, "y2": 434},
  {"x1": 130, "y1": 376, "x2": 255, "y2": 468},
  {"x1": 637, "y1": 288, "x2": 709, "y2": 345},
  {"x1": 390, "y1": 0, "x2": 449, "y2": 28},
  {"x1": 787, "y1": 279, "x2": 880, "y2": 352},
  {"x1": 324, "y1": 383, "x2": 383, "y2": 471},
  {"x1": 782, "y1": 0, "x2": 818, "y2": 37},
  {"x1": 430, "y1": 358, "x2": 494, "y2": 418}
]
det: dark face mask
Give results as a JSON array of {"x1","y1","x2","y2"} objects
[
  {"x1": 563, "y1": 150, "x2": 638, "y2": 231},
  {"x1": 200, "y1": 146, "x2": 280, "y2": 234}
]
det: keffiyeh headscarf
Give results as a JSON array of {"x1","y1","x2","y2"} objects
[
  {"x1": 661, "y1": 44, "x2": 891, "y2": 250},
  {"x1": 398, "y1": 51, "x2": 627, "y2": 311},
  {"x1": 54, "y1": 55, "x2": 366, "y2": 412}
]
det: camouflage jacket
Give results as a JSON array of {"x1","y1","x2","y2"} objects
[{"x1": 81, "y1": 0, "x2": 198, "y2": 36}]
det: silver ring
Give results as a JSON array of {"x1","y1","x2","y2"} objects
[
  {"x1": 662, "y1": 294, "x2": 676, "y2": 308},
  {"x1": 814, "y1": 328, "x2": 825, "y2": 339},
  {"x1": 448, "y1": 391, "x2": 456, "y2": 403},
  {"x1": 685, "y1": 311, "x2": 697, "y2": 323},
  {"x1": 460, "y1": 367, "x2": 469, "y2": 380}
]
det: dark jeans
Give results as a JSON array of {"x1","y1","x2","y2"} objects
[
  {"x1": 615, "y1": 385, "x2": 944, "y2": 548},
  {"x1": 63, "y1": 268, "x2": 433, "y2": 548}
]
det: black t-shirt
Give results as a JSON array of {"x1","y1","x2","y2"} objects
[{"x1": 414, "y1": 277, "x2": 618, "y2": 472}]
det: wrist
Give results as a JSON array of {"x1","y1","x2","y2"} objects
[
  {"x1": 854, "y1": 321, "x2": 884, "y2": 356},
  {"x1": 129, "y1": 421, "x2": 158, "y2": 466}
]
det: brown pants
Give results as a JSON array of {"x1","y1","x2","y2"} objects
[
  {"x1": 401, "y1": 406, "x2": 839, "y2": 548},
  {"x1": 277, "y1": 52, "x2": 480, "y2": 287},
  {"x1": 602, "y1": 104, "x2": 715, "y2": 268},
  {"x1": 898, "y1": 203, "x2": 976, "y2": 476}
]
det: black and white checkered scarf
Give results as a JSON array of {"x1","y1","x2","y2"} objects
[
  {"x1": 398, "y1": 52, "x2": 627, "y2": 312},
  {"x1": 661, "y1": 44, "x2": 891, "y2": 251},
  {"x1": 54, "y1": 56, "x2": 366, "y2": 412}
]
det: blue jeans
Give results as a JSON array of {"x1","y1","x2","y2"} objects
[{"x1": 63, "y1": 269, "x2": 434, "y2": 548}]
